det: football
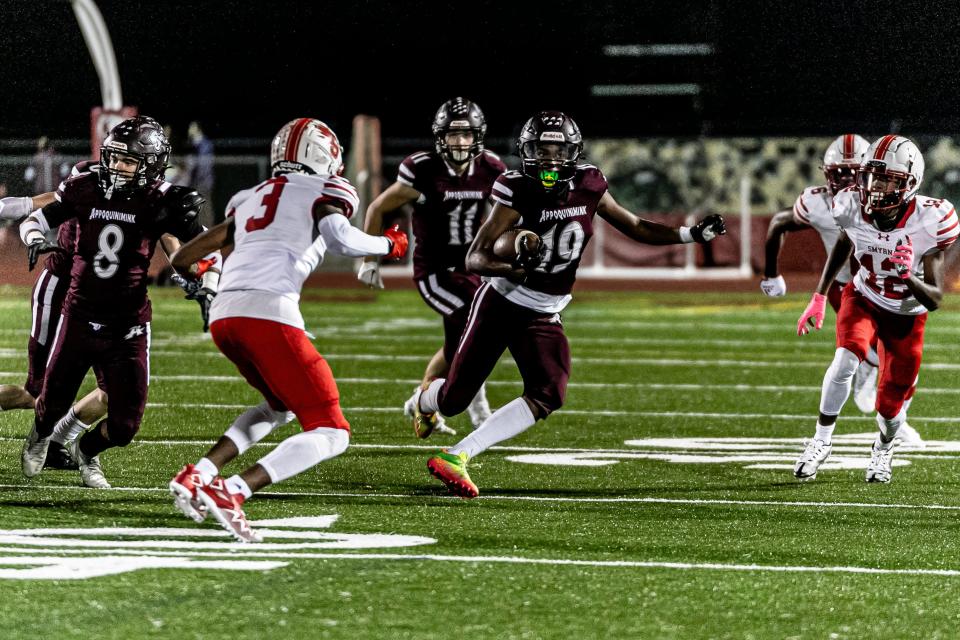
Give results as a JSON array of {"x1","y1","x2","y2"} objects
[{"x1": 493, "y1": 228, "x2": 541, "y2": 262}]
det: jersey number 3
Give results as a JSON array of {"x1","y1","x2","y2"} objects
[{"x1": 246, "y1": 176, "x2": 289, "y2": 232}]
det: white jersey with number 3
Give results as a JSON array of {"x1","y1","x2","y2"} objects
[
  {"x1": 832, "y1": 188, "x2": 959, "y2": 315},
  {"x1": 211, "y1": 172, "x2": 360, "y2": 328}
]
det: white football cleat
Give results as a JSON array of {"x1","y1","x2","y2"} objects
[
  {"x1": 852, "y1": 362, "x2": 878, "y2": 414},
  {"x1": 866, "y1": 440, "x2": 896, "y2": 483},
  {"x1": 403, "y1": 386, "x2": 456, "y2": 436},
  {"x1": 894, "y1": 422, "x2": 924, "y2": 448},
  {"x1": 794, "y1": 438, "x2": 832, "y2": 481},
  {"x1": 22, "y1": 423, "x2": 50, "y2": 478},
  {"x1": 68, "y1": 438, "x2": 111, "y2": 489}
]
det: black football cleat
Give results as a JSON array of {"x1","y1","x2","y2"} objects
[{"x1": 43, "y1": 441, "x2": 79, "y2": 471}]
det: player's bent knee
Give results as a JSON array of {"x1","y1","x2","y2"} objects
[
  {"x1": 524, "y1": 394, "x2": 561, "y2": 420},
  {"x1": 828, "y1": 347, "x2": 860, "y2": 382},
  {"x1": 877, "y1": 385, "x2": 911, "y2": 420},
  {"x1": 299, "y1": 400, "x2": 349, "y2": 431},
  {"x1": 836, "y1": 341, "x2": 867, "y2": 364},
  {"x1": 105, "y1": 420, "x2": 138, "y2": 447}
]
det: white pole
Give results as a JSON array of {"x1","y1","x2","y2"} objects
[
  {"x1": 71, "y1": 0, "x2": 122, "y2": 110},
  {"x1": 739, "y1": 173, "x2": 752, "y2": 277}
]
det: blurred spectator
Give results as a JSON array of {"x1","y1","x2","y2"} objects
[
  {"x1": 185, "y1": 121, "x2": 216, "y2": 223},
  {"x1": 161, "y1": 124, "x2": 187, "y2": 185},
  {"x1": 24, "y1": 136, "x2": 70, "y2": 194}
]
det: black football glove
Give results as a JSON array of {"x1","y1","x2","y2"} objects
[
  {"x1": 514, "y1": 234, "x2": 547, "y2": 271},
  {"x1": 690, "y1": 214, "x2": 726, "y2": 243},
  {"x1": 171, "y1": 272, "x2": 215, "y2": 332},
  {"x1": 26, "y1": 239, "x2": 66, "y2": 271}
]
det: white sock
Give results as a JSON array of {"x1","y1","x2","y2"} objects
[
  {"x1": 195, "y1": 457, "x2": 219, "y2": 485},
  {"x1": 224, "y1": 402, "x2": 295, "y2": 455},
  {"x1": 819, "y1": 348, "x2": 859, "y2": 416},
  {"x1": 225, "y1": 474, "x2": 253, "y2": 499},
  {"x1": 418, "y1": 379, "x2": 445, "y2": 415},
  {"x1": 257, "y1": 427, "x2": 349, "y2": 484},
  {"x1": 865, "y1": 346, "x2": 880, "y2": 367},
  {"x1": 815, "y1": 422, "x2": 835, "y2": 444},
  {"x1": 467, "y1": 383, "x2": 492, "y2": 426},
  {"x1": 449, "y1": 397, "x2": 536, "y2": 459},
  {"x1": 51, "y1": 407, "x2": 90, "y2": 445},
  {"x1": 877, "y1": 409, "x2": 906, "y2": 445}
]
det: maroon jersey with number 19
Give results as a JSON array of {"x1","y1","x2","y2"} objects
[{"x1": 489, "y1": 165, "x2": 608, "y2": 301}]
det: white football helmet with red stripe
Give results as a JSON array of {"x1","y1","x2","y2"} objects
[
  {"x1": 821, "y1": 134, "x2": 868, "y2": 194},
  {"x1": 857, "y1": 135, "x2": 925, "y2": 230},
  {"x1": 270, "y1": 118, "x2": 344, "y2": 177}
]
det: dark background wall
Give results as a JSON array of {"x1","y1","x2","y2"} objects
[{"x1": 3, "y1": 0, "x2": 960, "y2": 142}]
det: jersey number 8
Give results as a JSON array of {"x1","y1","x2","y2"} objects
[{"x1": 93, "y1": 224, "x2": 124, "y2": 279}]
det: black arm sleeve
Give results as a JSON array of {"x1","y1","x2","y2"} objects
[{"x1": 40, "y1": 200, "x2": 75, "y2": 229}]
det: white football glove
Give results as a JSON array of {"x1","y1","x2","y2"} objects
[
  {"x1": 357, "y1": 261, "x2": 384, "y2": 289},
  {"x1": 760, "y1": 275, "x2": 787, "y2": 297}
]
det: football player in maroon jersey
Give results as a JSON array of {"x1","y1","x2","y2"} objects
[
  {"x1": 18, "y1": 116, "x2": 217, "y2": 488},
  {"x1": 3, "y1": 164, "x2": 118, "y2": 470},
  {"x1": 3, "y1": 165, "x2": 212, "y2": 469},
  {"x1": 416, "y1": 111, "x2": 726, "y2": 497},
  {"x1": 360, "y1": 98, "x2": 507, "y2": 435}
]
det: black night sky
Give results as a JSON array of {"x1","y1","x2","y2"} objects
[{"x1": 3, "y1": 0, "x2": 960, "y2": 142}]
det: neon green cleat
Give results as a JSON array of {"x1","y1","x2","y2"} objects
[
  {"x1": 412, "y1": 382, "x2": 441, "y2": 439},
  {"x1": 427, "y1": 450, "x2": 479, "y2": 498}
]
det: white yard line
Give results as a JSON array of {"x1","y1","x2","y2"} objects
[
  {"x1": 127, "y1": 405, "x2": 960, "y2": 422},
  {"x1": 0, "y1": 544, "x2": 956, "y2": 577},
  {"x1": 7, "y1": 350, "x2": 951, "y2": 371},
  {"x1": 6, "y1": 372, "x2": 957, "y2": 395},
  {"x1": 1, "y1": 483, "x2": 960, "y2": 512}
]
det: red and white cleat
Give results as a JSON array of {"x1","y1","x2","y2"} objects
[
  {"x1": 169, "y1": 464, "x2": 208, "y2": 523},
  {"x1": 196, "y1": 476, "x2": 261, "y2": 543}
]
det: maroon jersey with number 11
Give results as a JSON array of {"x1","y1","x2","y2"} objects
[{"x1": 398, "y1": 149, "x2": 506, "y2": 278}]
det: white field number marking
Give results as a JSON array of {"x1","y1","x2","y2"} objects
[
  {"x1": 505, "y1": 433, "x2": 956, "y2": 470},
  {"x1": 0, "y1": 515, "x2": 435, "y2": 580}
]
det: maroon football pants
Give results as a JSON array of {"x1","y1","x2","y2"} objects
[
  {"x1": 437, "y1": 282, "x2": 570, "y2": 419},
  {"x1": 35, "y1": 314, "x2": 149, "y2": 447},
  {"x1": 26, "y1": 269, "x2": 105, "y2": 397},
  {"x1": 414, "y1": 270, "x2": 482, "y2": 363}
]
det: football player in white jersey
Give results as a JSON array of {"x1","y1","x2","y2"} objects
[
  {"x1": 794, "y1": 135, "x2": 958, "y2": 483},
  {"x1": 167, "y1": 118, "x2": 408, "y2": 542},
  {"x1": 762, "y1": 135, "x2": 920, "y2": 440}
]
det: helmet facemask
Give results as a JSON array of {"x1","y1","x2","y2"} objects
[
  {"x1": 437, "y1": 129, "x2": 481, "y2": 164},
  {"x1": 857, "y1": 165, "x2": 914, "y2": 231},
  {"x1": 520, "y1": 141, "x2": 581, "y2": 190},
  {"x1": 99, "y1": 148, "x2": 164, "y2": 199},
  {"x1": 822, "y1": 164, "x2": 858, "y2": 195}
]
